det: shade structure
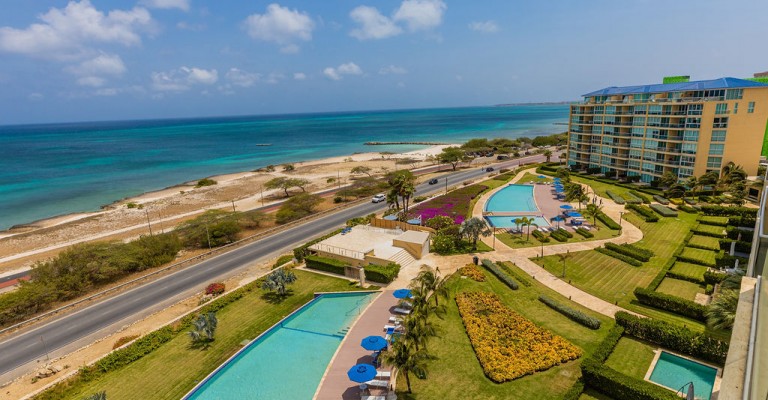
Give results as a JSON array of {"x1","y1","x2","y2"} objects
[
  {"x1": 560, "y1": 204, "x2": 574, "y2": 210},
  {"x1": 537, "y1": 175, "x2": 547, "y2": 179},
  {"x1": 361, "y1": 336, "x2": 388, "y2": 351},
  {"x1": 347, "y1": 364, "x2": 377, "y2": 383},
  {"x1": 393, "y1": 289, "x2": 412, "y2": 299},
  {"x1": 566, "y1": 211, "x2": 583, "y2": 218},
  {"x1": 551, "y1": 215, "x2": 565, "y2": 222},
  {"x1": 382, "y1": 214, "x2": 398, "y2": 221}
]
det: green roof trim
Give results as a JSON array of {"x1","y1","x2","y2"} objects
[
  {"x1": 663, "y1": 75, "x2": 690, "y2": 84},
  {"x1": 763, "y1": 119, "x2": 768, "y2": 158},
  {"x1": 747, "y1": 77, "x2": 768, "y2": 84}
]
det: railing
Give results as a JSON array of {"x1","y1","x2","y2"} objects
[{"x1": 310, "y1": 243, "x2": 366, "y2": 260}]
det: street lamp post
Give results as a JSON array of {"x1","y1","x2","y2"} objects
[
  {"x1": 445, "y1": 177, "x2": 448, "y2": 194},
  {"x1": 541, "y1": 241, "x2": 544, "y2": 258},
  {"x1": 144, "y1": 209, "x2": 153, "y2": 236},
  {"x1": 205, "y1": 225, "x2": 212, "y2": 250},
  {"x1": 618, "y1": 211, "x2": 624, "y2": 236}
]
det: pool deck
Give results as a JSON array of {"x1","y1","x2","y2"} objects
[{"x1": 314, "y1": 290, "x2": 400, "y2": 400}]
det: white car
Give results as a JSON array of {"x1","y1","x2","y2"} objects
[{"x1": 372, "y1": 194, "x2": 386, "y2": 203}]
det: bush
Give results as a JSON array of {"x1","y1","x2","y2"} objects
[
  {"x1": 292, "y1": 229, "x2": 343, "y2": 261},
  {"x1": 275, "y1": 193, "x2": 323, "y2": 224},
  {"x1": 431, "y1": 233, "x2": 457, "y2": 254},
  {"x1": 597, "y1": 212, "x2": 621, "y2": 230},
  {"x1": 592, "y1": 324, "x2": 625, "y2": 362},
  {"x1": 649, "y1": 204, "x2": 677, "y2": 217},
  {"x1": 304, "y1": 255, "x2": 348, "y2": 275},
  {"x1": 272, "y1": 254, "x2": 294, "y2": 269},
  {"x1": 705, "y1": 284, "x2": 714, "y2": 295},
  {"x1": 176, "y1": 210, "x2": 244, "y2": 248},
  {"x1": 458, "y1": 264, "x2": 485, "y2": 282},
  {"x1": 333, "y1": 196, "x2": 344, "y2": 203},
  {"x1": 629, "y1": 190, "x2": 652, "y2": 204},
  {"x1": 623, "y1": 192, "x2": 644, "y2": 205},
  {"x1": 633, "y1": 288, "x2": 707, "y2": 321},
  {"x1": 205, "y1": 282, "x2": 225, "y2": 296},
  {"x1": 727, "y1": 226, "x2": 753, "y2": 241},
  {"x1": 625, "y1": 204, "x2": 659, "y2": 222},
  {"x1": 728, "y1": 215, "x2": 757, "y2": 228},
  {"x1": 700, "y1": 205, "x2": 757, "y2": 218},
  {"x1": 195, "y1": 178, "x2": 217, "y2": 187},
  {"x1": 538, "y1": 295, "x2": 601, "y2": 329},
  {"x1": 615, "y1": 312, "x2": 729, "y2": 364},
  {"x1": 575, "y1": 227, "x2": 594, "y2": 238},
  {"x1": 550, "y1": 229, "x2": 570, "y2": 242},
  {"x1": 595, "y1": 247, "x2": 643, "y2": 266},
  {"x1": 498, "y1": 262, "x2": 531, "y2": 287},
  {"x1": 532, "y1": 229, "x2": 550, "y2": 242},
  {"x1": 606, "y1": 190, "x2": 626, "y2": 204},
  {"x1": 604, "y1": 243, "x2": 654, "y2": 262},
  {"x1": 652, "y1": 195, "x2": 669, "y2": 205},
  {"x1": 716, "y1": 253, "x2": 747, "y2": 269},
  {"x1": 581, "y1": 359, "x2": 680, "y2": 400},
  {"x1": 364, "y1": 263, "x2": 401, "y2": 283},
  {"x1": 481, "y1": 259, "x2": 518, "y2": 290},
  {"x1": 704, "y1": 270, "x2": 728, "y2": 285}
]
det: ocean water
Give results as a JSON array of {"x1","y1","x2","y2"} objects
[{"x1": 0, "y1": 105, "x2": 568, "y2": 231}]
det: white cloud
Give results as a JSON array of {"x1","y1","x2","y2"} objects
[
  {"x1": 379, "y1": 65, "x2": 407, "y2": 75},
  {"x1": 469, "y1": 20, "x2": 498, "y2": 33},
  {"x1": 69, "y1": 53, "x2": 126, "y2": 76},
  {"x1": 266, "y1": 72, "x2": 284, "y2": 84},
  {"x1": 225, "y1": 68, "x2": 260, "y2": 87},
  {"x1": 293, "y1": 72, "x2": 306, "y2": 80},
  {"x1": 140, "y1": 0, "x2": 189, "y2": 11},
  {"x1": 185, "y1": 67, "x2": 218, "y2": 84},
  {"x1": 393, "y1": 0, "x2": 446, "y2": 32},
  {"x1": 324, "y1": 62, "x2": 362, "y2": 80},
  {"x1": 176, "y1": 21, "x2": 205, "y2": 31},
  {"x1": 244, "y1": 3, "x2": 314, "y2": 51},
  {"x1": 151, "y1": 66, "x2": 218, "y2": 91},
  {"x1": 28, "y1": 92, "x2": 44, "y2": 101},
  {"x1": 279, "y1": 43, "x2": 299, "y2": 54},
  {"x1": 349, "y1": 6, "x2": 402, "y2": 40},
  {"x1": 0, "y1": 0, "x2": 152, "y2": 60},
  {"x1": 77, "y1": 76, "x2": 106, "y2": 87}
]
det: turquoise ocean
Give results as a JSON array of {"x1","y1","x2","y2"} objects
[{"x1": 0, "y1": 105, "x2": 568, "y2": 231}]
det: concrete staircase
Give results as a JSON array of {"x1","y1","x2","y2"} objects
[{"x1": 388, "y1": 249, "x2": 416, "y2": 267}]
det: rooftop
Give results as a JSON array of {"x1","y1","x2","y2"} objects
[{"x1": 583, "y1": 77, "x2": 768, "y2": 97}]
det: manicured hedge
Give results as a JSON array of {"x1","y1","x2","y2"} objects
[
  {"x1": 704, "y1": 270, "x2": 728, "y2": 285},
  {"x1": 716, "y1": 253, "x2": 747, "y2": 269},
  {"x1": 666, "y1": 264, "x2": 706, "y2": 285},
  {"x1": 623, "y1": 192, "x2": 644, "y2": 205},
  {"x1": 649, "y1": 204, "x2": 677, "y2": 217},
  {"x1": 481, "y1": 259, "x2": 518, "y2": 290},
  {"x1": 700, "y1": 205, "x2": 757, "y2": 218},
  {"x1": 597, "y1": 212, "x2": 621, "y2": 230},
  {"x1": 677, "y1": 204, "x2": 698, "y2": 213},
  {"x1": 550, "y1": 229, "x2": 569, "y2": 242},
  {"x1": 592, "y1": 324, "x2": 625, "y2": 362},
  {"x1": 633, "y1": 287, "x2": 707, "y2": 321},
  {"x1": 728, "y1": 215, "x2": 757, "y2": 228},
  {"x1": 606, "y1": 190, "x2": 626, "y2": 204},
  {"x1": 581, "y1": 359, "x2": 680, "y2": 400},
  {"x1": 727, "y1": 227, "x2": 754, "y2": 241},
  {"x1": 562, "y1": 379, "x2": 585, "y2": 400},
  {"x1": 538, "y1": 295, "x2": 601, "y2": 329},
  {"x1": 625, "y1": 204, "x2": 659, "y2": 222},
  {"x1": 304, "y1": 255, "x2": 348, "y2": 275},
  {"x1": 647, "y1": 258, "x2": 677, "y2": 291},
  {"x1": 499, "y1": 262, "x2": 532, "y2": 287},
  {"x1": 575, "y1": 227, "x2": 594, "y2": 238},
  {"x1": 615, "y1": 312, "x2": 729, "y2": 364},
  {"x1": 629, "y1": 190, "x2": 652, "y2": 204},
  {"x1": 293, "y1": 228, "x2": 344, "y2": 261},
  {"x1": 605, "y1": 243, "x2": 654, "y2": 262},
  {"x1": 652, "y1": 195, "x2": 669, "y2": 205},
  {"x1": 595, "y1": 247, "x2": 643, "y2": 267},
  {"x1": 364, "y1": 262, "x2": 401, "y2": 283},
  {"x1": 532, "y1": 229, "x2": 550, "y2": 242}
]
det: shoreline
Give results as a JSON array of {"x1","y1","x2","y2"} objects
[{"x1": 0, "y1": 144, "x2": 455, "y2": 240}]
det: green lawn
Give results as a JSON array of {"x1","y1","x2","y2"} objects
[
  {"x1": 570, "y1": 176, "x2": 642, "y2": 199},
  {"x1": 518, "y1": 172, "x2": 552, "y2": 183},
  {"x1": 699, "y1": 216, "x2": 729, "y2": 225},
  {"x1": 579, "y1": 389, "x2": 616, "y2": 400},
  {"x1": 688, "y1": 235, "x2": 722, "y2": 251},
  {"x1": 396, "y1": 263, "x2": 614, "y2": 400},
  {"x1": 693, "y1": 224, "x2": 727, "y2": 237},
  {"x1": 43, "y1": 270, "x2": 366, "y2": 400},
  {"x1": 496, "y1": 220, "x2": 615, "y2": 249},
  {"x1": 669, "y1": 262, "x2": 708, "y2": 282},
  {"x1": 656, "y1": 277, "x2": 705, "y2": 301},
  {"x1": 604, "y1": 337, "x2": 656, "y2": 380},
  {"x1": 680, "y1": 247, "x2": 718, "y2": 266}
]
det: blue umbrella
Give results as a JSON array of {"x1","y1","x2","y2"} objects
[
  {"x1": 567, "y1": 211, "x2": 583, "y2": 217},
  {"x1": 551, "y1": 215, "x2": 565, "y2": 228},
  {"x1": 393, "y1": 289, "x2": 412, "y2": 299},
  {"x1": 361, "y1": 336, "x2": 388, "y2": 351},
  {"x1": 537, "y1": 175, "x2": 547, "y2": 179},
  {"x1": 348, "y1": 364, "x2": 378, "y2": 383},
  {"x1": 560, "y1": 204, "x2": 574, "y2": 210}
]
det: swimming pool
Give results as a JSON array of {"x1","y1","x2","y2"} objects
[
  {"x1": 486, "y1": 215, "x2": 550, "y2": 228},
  {"x1": 484, "y1": 184, "x2": 539, "y2": 213},
  {"x1": 648, "y1": 351, "x2": 717, "y2": 400},
  {"x1": 183, "y1": 291, "x2": 377, "y2": 400}
]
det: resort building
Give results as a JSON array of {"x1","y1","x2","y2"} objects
[{"x1": 567, "y1": 77, "x2": 768, "y2": 183}]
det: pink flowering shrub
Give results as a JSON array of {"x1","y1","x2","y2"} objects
[{"x1": 410, "y1": 184, "x2": 488, "y2": 225}]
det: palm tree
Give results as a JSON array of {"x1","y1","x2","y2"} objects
[
  {"x1": 414, "y1": 265, "x2": 449, "y2": 307},
  {"x1": 403, "y1": 314, "x2": 437, "y2": 351},
  {"x1": 558, "y1": 250, "x2": 571, "y2": 278},
  {"x1": 577, "y1": 193, "x2": 590, "y2": 211},
  {"x1": 706, "y1": 289, "x2": 739, "y2": 330},
  {"x1": 698, "y1": 171, "x2": 720, "y2": 196},
  {"x1": 379, "y1": 339, "x2": 430, "y2": 393},
  {"x1": 188, "y1": 312, "x2": 218, "y2": 343},
  {"x1": 564, "y1": 183, "x2": 584, "y2": 202},
  {"x1": 543, "y1": 149, "x2": 553, "y2": 163},
  {"x1": 459, "y1": 217, "x2": 492, "y2": 250},
  {"x1": 513, "y1": 218, "x2": 523, "y2": 237},
  {"x1": 685, "y1": 176, "x2": 699, "y2": 197},
  {"x1": 388, "y1": 170, "x2": 417, "y2": 219},
  {"x1": 583, "y1": 203, "x2": 603, "y2": 226},
  {"x1": 660, "y1": 171, "x2": 678, "y2": 189},
  {"x1": 519, "y1": 216, "x2": 538, "y2": 242},
  {"x1": 261, "y1": 269, "x2": 297, "y2": 296}
]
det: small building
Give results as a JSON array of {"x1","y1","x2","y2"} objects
[{"x1": 308, "y1": 225, "x2": 430, "y2": 269}]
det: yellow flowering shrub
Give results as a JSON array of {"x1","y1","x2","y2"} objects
[
  {"x1": 456, "y1": 291, "x2": 582, "y2": 382},
  {"x1": 458, "y1": 264, "x2": 485, "y2": 282}
]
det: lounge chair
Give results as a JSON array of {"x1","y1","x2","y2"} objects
[
  {"x1": 365, "y1": 380, "x2": 390, "y2": 388},
  {"x1": 388, "y1": 316, "x2": 403, "y2": 324},
  {"x1": 583, "y1": 226, "x2": 591, "y2": 231},
  {"x1": 361, "y1": 396, "x2": 386, "y2": 400},
  {"x1": 376, "y1": 371, "x2": 392, "y2": 379},
  {"x1": 393, "y1": 307, "x2": 411, "y2": 315}
]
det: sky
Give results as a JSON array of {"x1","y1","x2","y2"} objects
[{"x1": 1, "y1": 0, "x2": 767, "y2": 125}]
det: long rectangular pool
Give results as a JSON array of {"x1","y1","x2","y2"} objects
[
  {"x1": 184, "y1": 291, "x2": 378, "y2": 400},
  {"x1": 648, "y1": 351, "x2": 717, "y2": 400}
]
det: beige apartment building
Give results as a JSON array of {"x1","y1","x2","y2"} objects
[{"x1": 568, "y1": 77, "x2": 768, "y2": 183}]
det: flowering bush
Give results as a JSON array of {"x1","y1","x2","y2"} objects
[
  {"x1": 458, "y1": 264, "x2": 485, "y2": 282},
  {"x1": 409, "y1": 184, "x2": 488, "y2": 224},
  {"x1": 456, "y1": 292, "x2": 582, "y2": 382},
  {"x1": 205, "y1": 282, "x2": 225, "y2": 296}
]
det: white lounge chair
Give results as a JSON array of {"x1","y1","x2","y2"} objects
[
  {"x1": 376, "y1": 371, "x2": 392, "y2": 379},
  {"x1": 365, "y1": 380, "x2": 390, "y2": 388},
  {"x1": 388, "y1": 316, "x2": 403, "y2": 324},
  {"x1": 393, "y1": 307, "x2": 411, "y2": 315},
  {"x1": 361, "y1": 396, "x2": 386, "y2": 400},
  {"x1": 583, "y1": 226, "x2": 591, "y2": 231}
]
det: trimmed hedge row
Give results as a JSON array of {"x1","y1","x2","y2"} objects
[
  {"x1": 652, "y1": 195, "x2": 669, "y2": 205},
  {"x1": 649, "y1": 204, "x2": 677, "y2": 217},
  {"x1": 597, "y1": 212, "x2": 621, "y2": 230},
  {"x1": 666, "y1": 268, "x2": 706, "y2": 285},
  {"x1": 616, "y1": 312, "x2": 729, "y2": 364},
  {"x1": 625, "y1": 204, "x2": 659, "y2": 222},
  {"x1": 727, "y1": 226, "x2": 754, "y2": 241},
  {"x1": 293, "y1": 228, "x2": 344, "y2": 261},
  {"x1": 305, "y1": 255, "x2": 347, "y2": 275},
  {"x1": 595, "y1": 247, "x2": 643, "y2": 267},
  {"x1": 592, "y1": 324, "x2": 625, "y2": 362},
  {"x1": 532, "y1": 229, "x2": 550, "y2": 242},
  {"x1": 633, "y1": 287, "x2": 707, "y2": 321},
  {"x1": 538, "y1": 295, "x2": 601, "y2": 329},
  {"x1": 562, "y1": 379, "x2": 585, "y2": 400},
  {"x1": 498, "y1": 262, "x2": 532, "y2": 287},
  {"x1": 606, "y1": 190, "x2": 626, "y2": 204},
  {"x1": 364, "y1": 263, "x2": 401, "y2": 283},
  {"x1": 581, "y1": 359, "x2": 680, "y2": 400},
  {"x1": 550, "y1": 229, "x2": 569, "y2": 242},
  {"x1": 629, "y1": 190, "x2": 652, "y2": 204},
  {"x1": 704, "y1": 270, "x2": 728, "y2": 285},
  {"x1": 481, "y1": 259, "x2": 518, "y2": 290},
  {"x1": 647, "y1": 258, "x2": 677, "y2": 291},
  {"x1": 700, "y1": 205, "x2": 757, "y2": 218},
  {"x1": 698, "y1": 215, "x2": 730, "y2": 226},
  {"x1": 677, "y1": 204, "x2": 699, "y2": 213},
  {"x1": 575, "y1": 227, "x2": 594, "y2": 238},
  {"x1": 605, "y1": 243, "x2": 654, "y2": 262}
]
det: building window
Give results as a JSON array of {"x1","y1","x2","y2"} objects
[
  {"x1": 629, "y1": 149, "x2": 642, "y2": 159},
  {"x1": 748, "y1": 102, "x2": 755, "y2": 113},
  {"x1": 715, "y1": 103, "x2": 728, "y2": 114},
  {"x1": 685, "y1": 117, "x2": 701, "y2": 128},
  {"x1": 649, "y1": 105, "x2": 662, "y2": 115},
  {"x1": 707, "y1": 157, "x2": 722, "y2": 169},
  {"x1": 711, "y1": 130, "x2": 727, "y2": 142},
  {"x1": 726, "y1": 89, "x2": 743, "y2": 100},
  {"x1": 709, "y1": 144, "x2": 724, "y2": 155},
  {"x1": 683, "y1": 130, "x2": 699, "y2": 141},
  {"x1": 733, "y1": 103, "x2": 738, "y2": 114},
  {"x1": 680, "y1": 156, "x2": 696, "y2": 167},
  {"x1": 713, "y1": 117, "x2": 728, "y2": 128},
  {"x1": 687, "y1": 104, "x2": 703, "y2": 115},
  {"x1": 682, "y1": 143, "x2": 698, "y2": 154},
  {"x1": 631, "y1": 127, "x2": 644, "y2": 137},
  {"x1": 678, "y1": 167, "x2": 694, "y2": 178}
]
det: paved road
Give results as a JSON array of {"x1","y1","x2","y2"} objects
[{"x1": 0, "y1": 153, "x2": 553, "y2": 377}]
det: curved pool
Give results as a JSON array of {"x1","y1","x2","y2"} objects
[{"x1": 484, "y1": 184, "x2": 538, "y2": 213}]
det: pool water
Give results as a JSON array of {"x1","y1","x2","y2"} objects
[
  {"x1": 648, "y1": 351, "x2": 717, "y2": 400},
  {"x1": 185, "y1": 292, "x2": 377, "y2": 400},
  {"x1": 485, "y1": 215, "x2": 550, "y2": 228},
  {"x1": 484, "y1": 184, "x2": 538, "y2": 213}
]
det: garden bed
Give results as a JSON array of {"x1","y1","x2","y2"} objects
[{"x1": 409, "y1": 184, "x2": 489, "y2": 224}]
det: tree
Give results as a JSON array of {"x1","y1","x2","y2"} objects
[
  {"x1": 380, "y1": 338, "x2": 430, "y2": 393},
  {"x1": 685, "y1": 176, "x2": 699, "y2": 196},
  {"x1": 583, "y1": 203, "x2": 603, "y2": 226},
  {"x1": 350, "y1": 166, "x2": 372, "y2": 177},
  {"x1": 513, "y1": 218, "x2": 524, "y2": 237},
  {"x1": 437, "y1": 147, "x2": 467, "y2": 171},
  {"x1": 288, "y1": 178, "x2": 310, "y2": 192},
  {"x1": 699, "y1": 171, "x2": 720, "y2": 195},
  {"x1": 414, "y1": 265, "x2": 449, "y2": 307},
  {"x1": 659, "y1": 171, "x2": 678, "y2": 188},
  {"x1": 556, "y1": 167, "x2": 571, "y2": 183},
  {"x1": 189, "y1": 312, "x2": 218, "y2": 344},
  {"x1": 261, "y1": 269, "x2": 297, "y2": 296},
  {"x1": 577, "y1": 193, "x2": 590, "y2": 211},
  {"x1": 265, "y1": 177, "x2": 293, "y2": 197},
  {"x1": 665, "y1": 183, "x2": 686, "y2": 199},
  {"x1": 558, "y1": 251, "x2": 572, "y2": 278},
  {"x1": 387, "y1": 170, "x2": 416, "y2": 218},
  {"x1": 564, "y1": 183, "x2": 584, "y2": 202},
  {"x1": 431, "y1": 233, "x2": 456, "y2": 254},
  {"x1": 403, "y1": 313, "x2": 437, "y2": 351},
  {"x1": 459, "y1": 217, "x2": 491, "y2": 250},
  {"x1": 519, "y1": 216, "x2": 538, "y2": 241},
  {"x1": 559, "y1": 152, "x2": 567, "y2": 164},
  {"x1": 729, "y1": 180, "x2": 748, "y2": 206},
  {"x1": 175, "y1": 210, "x2": 242, "y2": 248},
  {"x1": 543, "y1": 149, "x2": 553, "y2": 163},
  {"x1": 706, "y1": 289, "x2": 739, "y2": 330},
  {"x1": 275, "y1": 193, "x2": 322, "y2": 224},
  {"x1": 425, "y1": 215, "x2": 454, "y2": 231}
]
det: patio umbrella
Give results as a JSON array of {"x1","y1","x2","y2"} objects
[
  {"x1": 560, "y1": 204, "x2": 574, "y2": 210},
  {"x1": 348, "y1": 363, "x2": 378, "y2": 383},
  {"x1": 361, "y1": 336, "x2": 388, "y2": 351},
  {"x1": 393, "y1": 289, "x2": 412, "y2": 299},
  {"x1": 537, "y1": 175, "x2": 547, "y2": 179},
  {"x1": 551, "y1": 215, "x2": 565, "y2": 228},
  {"x1": 567, "y1": 212, "x2": 583, "y2": 218}
]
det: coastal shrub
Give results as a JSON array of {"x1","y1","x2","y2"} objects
[
  {"x1": 699, "y1": 215, "x2": 730, "y2": 226},
  {"x1": 532, "y1": 229, "x2": 550, "y2": 242},
  {"x1": 458, "y1": 264, "x2": 485, "y2": 282},
  {"x1": 704, "y1": 270, "x2": 729, "y2": 285},
  {"x1": 605, "y1": 190, "x2": 625, "y2": 204},
  {"x1": 292, "y1": 228, "x2": 343, "y2": 261},
  {"x1": 691, "y1": 224, "x2": 726, "y2": 238},
  {"x1": 282, "y1": 163, "x2": 295, "y2": 172},
  {"x1": 629, "y1": 190, "x2": 652, "y2": 204},
  {"x1": 597, "y1": 212, "x2": 621, "y2": 230},
  {"x1": 652, "y1": 195, "x2": 670, "y2": 205},
  {"x1": 205, "y1": 282, "x2": 225, "y2": 296},
  {"x1": 195, "y1": 178, "x2": 217, "y2": 187},
  {"x1": 604, "y1": 243, "x2": 654, "y2": 262},
  {"x1": 498, "y1": 262, "x2": 532, "y2": 287},
  {"x1": 649, "y1": 204, "x2": 677, "y2": 217},
  {"x1": 633, "y1": 287, "x2": 707, "y2": 321},
  {"x1": 481, "y1": 259, "x2": 518, "y2": 290},
  {"x1": 625, "y1": 204, "x2": 659, "y2": 222},
  {"x1": 615, "y1": 312, "x2": 729, "y2": 364},
  {"x1": 333, "y1": 196, "x2": 344, "y2": 203},
  {"x1": 176, "y1": 210, "x2": 243, "y2": 248},
  {"x1": 595, "y1": 247, "x2": 643, "y2": 267},
  {"x1": 304, "y1": 255, "x2": 348, "y2": 275},
  {"x1": 275, "y1": 193, "x2": 323, "y2": 224},
  {"x1": 538, "y1": 295, "x2": 601, "y2": 329},
  {"x1": 575, "y1": 227, "x2": 594, "y2": 238},
  {"x1": 112, "y1": 335, "x2": 140, "y2": 350},
  {"x1": 272, "y1": 254, "x2": 294, "y2": 269},
  {"x1": 456, "y1": 292, "x2": 582, "y2": 382},
  {"x1": 363, "y1": 263, "x2": 401, "y2": 284},
  {"x1": 581, "y1": 359, "x2": 680, "y2": 400},
  {"x1": 409, "y1": 184, "x2": 489, "y2": 224}
]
